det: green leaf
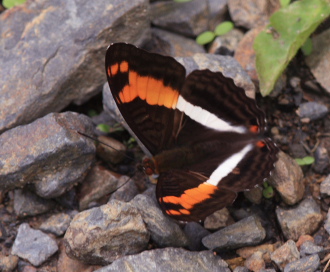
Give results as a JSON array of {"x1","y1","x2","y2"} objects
[
  {"x1": 214, "y1": 21, "x2": 234, "y2": 36},
  {"x1": 3, "y1": 0, "x2": 26, "y2": 8},
  {"x1": 280, "y1": 0, "x2": 291, "y2": 8},
  {"x1": 263, "y1": 186, "x2": 274, "y2": 198},
  {"x1": 254, "y1": 0, "x2": 330, "y2": 96},
  {"x1": 97, "y1": 124, "x2": 111, "y2": 133},
  {"x1": 87, "y1": 110, "x2": 98, "y2": 117},
  {"x1": 196, "y1": 31, "x2": 216, "y2": 45},
  {"x1": 301, "y1": 37, "x2": 313, "y2": 56},
  {"x1": 295, "y1": 156, "x2": 315, "y2": 166}
]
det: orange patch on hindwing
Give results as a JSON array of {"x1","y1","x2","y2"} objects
[{"x1": 161, "y1": 183, "x2": 218, "y2": 215}]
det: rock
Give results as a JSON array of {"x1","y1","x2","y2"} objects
[
  {"x1": 204, "y1": 208, "x2": 231, "y2": 230},
  {"x1": 77, "y1": 165, "x2": 128, "y2": 210},
  {"x1": 296, "y1": 102, "x2": 328, "y2": 121},
  {"x1": 236, "y1": 243, "x2": 278, "y2": 262},
  {"x1": 94, "y1": 248, "x2": 231, "y2": 272},
  {"x1": 0, "y1": 112, "x2": 96, "y2": 198},
  {"x1": 313, "y1": 143, "x2": 330, "y2": 174},
  {"x1": 228, "y1": 0, "x2": 280, "y2": 29},
  {"x1": 276, "y1": 198, "x2": 323, "y2": 241},
  {"x1": 0, "y1": 253, "x2": 19, "y2": 272},
  {"x1": 233, "y1": 267, "x2": 249, "y2": 272},
  {"x1": 64, "y1": 201, "x2": 149, "y2": 265},
  {"x1": 14, "y1": 189, "x2": 55, "y2": 217},
  {"x1": 295, "y1": 235, "x2": 314, "y2": 249},
  {"x1": 207, "y1": 0, "x2": 228, "y2": 30},
  {"x1": 283, "y1": 254, "x2": 320, "y2": 272},
  {"x1": 299, "y1": 241, "x2": 323, "y2": 257},
  {"x1": 244, "y1": 186, "x2": 263, "y2": 205},
  {"x1": 150, "y1": 0, "x2": 208, "y2": 37},
  {"x1": 320, "y1": 174, "x2": 330, "y2": 197},
  {"x1": 323, "y1": 208, "x2": 330, "y2": 236},
  {"x1": 0, "y1": 0, "x2": 150, "y2": 133},
  {"x1": 11, "y1": 223, "x2": 58, "y2": 266},
  {"x1": 130, "y1": 194, "x2": 188, "y2": 248},
  {"x1": 183, "y1": 222, "x2": 210, "y2": 251},
  {"x1": 108, "y1": 178, "x2": 138, "y2": 203},
  {"x1": 145, "y1": 28, "x2": 205, "y2": 57},
  {"x1": 270, "y1": 240, "x2": 300, "y2": 271},
  {"x1": 57, "y1": 241, "x2": 100, "y2": 272},
  {"x1": 39, "y1": 213, "x2": 72, "y2": 236},
  {"x1": 209, "y1": 29, "x2": 244, "y2": 56},
  {"x1": 96, "y1": 136, "x2": 127, "y2": 164},
  {"x1": 202, "y1": 215, "x2": 266, "y2": 250},
  {"x1": 268, "y1": 151, "x2": 304, "y2": 205},
  {"x1": 306, "y1": 28, "x2": 330, "y2": 94},
  {"x1": 244, "y1": 251, "x2": 265, "y2": 272}
]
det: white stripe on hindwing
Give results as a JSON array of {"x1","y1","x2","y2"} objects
[
  {"x1": 175, "y1": 95, "x2": 247, "y2": 134},
  {"x1": 206, "y1": 144, "x2": 253, "y2": 186}
]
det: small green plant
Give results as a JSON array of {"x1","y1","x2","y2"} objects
[
  {"x1": 87, "y1": 109, "x2": 98, "y2": 117},
  {"x1": 196, "y1": 21, "x2": 234, "y2": 45},
  {"x1": 173, "y1": 0, "x2": 193, "y2": 3},
  {"x1": 262, "y1": 182, "x2": 274, "y2": 198},
  {"x1": 280, "y1": 0, "x2": 292, "y2": 8},
  {"x1": 3, "y1": 0, "x2": 26, "y2": 9},
  {"x1": 254, "y1": 0, "x2": 330, "y2": 96},
  {"x1": 97, "y1": 124, "x2": 111, "y2": 133},
  {"x1": 295, "y1": 156, "x2": 315, "y2": 166}
]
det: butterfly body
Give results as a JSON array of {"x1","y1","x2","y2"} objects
[{"x1": 106, "y1": 43, "x2": 278, "y2": 222}]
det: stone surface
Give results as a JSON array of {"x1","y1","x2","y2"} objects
[
  {"x1": 320, "y1": 174, "x2": 330, "y2": 197},
  {"x1": 244, "y1": 251, "x2": 265, "y2": 272},
  {"x1": 145, "y1": 28, "x2": 205, "y2": 57},
  {"x1": 313, "y1": 142, "x2": 330, "y2": 174},
  {"x1": 96, "y1": 136, "x2": 127, "y2": 164},
  {"x1": 283, "y1": 254, "x2": 320, "y2": 272},
  {"x1": 209, "y1": 29, "x2": 244, "y2": 56},
  {"x1": 151, "y1": 0, "x2": 208, "y2": 37},
  {"x1": 299, "y1": 241, "x2": 323, "y2": 257},
  {"x1": 268, "y1": 151, "x2": 304, "y2": 205},
  {"x1": 296, "y1": 102, "x2": 328, "y2": 121},
  {"x1": 108, "y1": 178, "x2": 139, "y2": 203},
  {"x1": 14, "y1": 189, "x2": 55, "y2": 217},
  {"x1": 64, "y1": 200, "x2": 150, "y2": 265},
  {"x1": 183, "y1": 222, "x2": 210, "y2": 251},
  {"x1": 324, "y1": 208, "x2": 330, "y2": 236},
  {"x1": 270, "y1": 240, "x2": 300, "y2": 271},
  {"x1": 11, "y1": 223, "x2": 58, "y2": 266},
  {"x1": 306, "y1": 28, "x2": 330, "y2": 94},
  {"x1": 202, "y1": 215, "x2": 266, "y2": 250},
  {"x1": 39, "y1": 213, "x2": 72, "y2": 236},
  {"x1": 228, "y1": 0, "x2": 279, "y2": 29},
  {"x1": 130, "y1": 194, "x2": 188, "y2": 248},
  {"x1": 78, "y1": 165, "x2": 128, "y2": 210},
  {"x1": 0, "y1": 0, "x2": 150, "y2": 133},
  {"x1": 276, "y1": 198, "x2": 323, "y2": 241},
  {"x1": 204, "y1": 208, "x2": 231, "y2": 230},
  {"x1": 0, "y1": 253, "x2": 19, "y2": 272},
  {"x1": 94, "y1": 248, "x2": 231, "y2": 272},
  {"x1": 0, "y1": 112, "x2": 96, "y2": 198}
]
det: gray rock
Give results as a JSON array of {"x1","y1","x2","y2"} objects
[
  {"x1": 0, "y1": 112, "x2": 96, "y2": 198},
  {"x1": 233, "y1": 267, "x2": 250, "y2": 272},
  {"x1": 146, "y1": 28, "x2": 205, "y2": 57},
  {"x1": 78, "y1": 165, "x2": 128, "y2": 210},
  {"x1": 207, "y1": 0, "x2": 228, "y2": 30},
  {"x1": 320, "y1": 174, "x2": 330, "y2": 197},
  {"x1": 204, "y1": 208, "x2": 231, "y2": 230},
  {"x1": 209, "y1": 29, "x2": 244, "y2": 56},
  {"x1": 296, "y1": 102, "x2": 328, "y2": 121},
  {"x1": 228, "y1": 0, "x2": 279, "y2": 29},
  {"x1": 11, "y1": 223, "x2": 58, "y2": 266},
  {"x1": 276, "y1": 198, "x2": 323, "y2": 241},
  {"x1": 202, "y1": 215, "x2": 266, "y2": 250},
  {"x1": 0, "y1": 0, "x2": 150, "y2": 133},
  {"x1": 108, "y1": 178, "x2": 139, "y2": 203},
  {"x1": 39, "y1": 213, "x2": 72, "y2": 236},
  {"x1": 313, "y1": 144, "x2": 330, "y2": 174},
  {"x1": 94, "y1": 247, "x2": 231, "y2": 272},
  {"x1": 323, "y1": 208, "x2": 330, "y2": 236},
  {"x1": 130, "y1": 194, "x2": 188, "y2": 248},
  {"x1": 300, "y1": 241, "x2": 323, "y2": 257},
  {"x1": 268, "y1": 151, "x2": 304, "y2": 205},
  {"x1": 96, "y1": 136, "x2": 127, "y2": 164},
  {"x1": 183, "y1": 222, "x2": 210, "y2": 251},
  {"x1": 64, "y1": 200, "x2": 150, "y2": 265},
  {"x1": 260, "y1": 270, "x2": 276, "y2": 272},
  {"x1": 270, "y1": 240, "x2": 300, "y2": 271},
  {"x1": 284, "y1": 254, "x2": 320, "y2": 272},
  {"x1": 14, "y1": 189, "x2": 55, "y2": 217},
  {"x1": 306, "y1": 28, "x2": 330, "y2": 94},
  {"x1": 151, "y1": 0, "x2": 208, "y2": 37}
]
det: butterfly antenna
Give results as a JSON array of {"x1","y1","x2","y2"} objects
[{"x1": 76, "y1": 131, "x2": 135, "y2": 161}]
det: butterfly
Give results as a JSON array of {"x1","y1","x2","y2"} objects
[{"x1": 105, "y1": 43, "x2": 278, "y2": 222}]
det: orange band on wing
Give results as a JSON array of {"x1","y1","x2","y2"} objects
[
  {"x1": 161, "y1": 183, "x2": 218, "y2": 214},
  {"x1": 116, "y1": 70, "x2": 179, "y2": 109}
]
